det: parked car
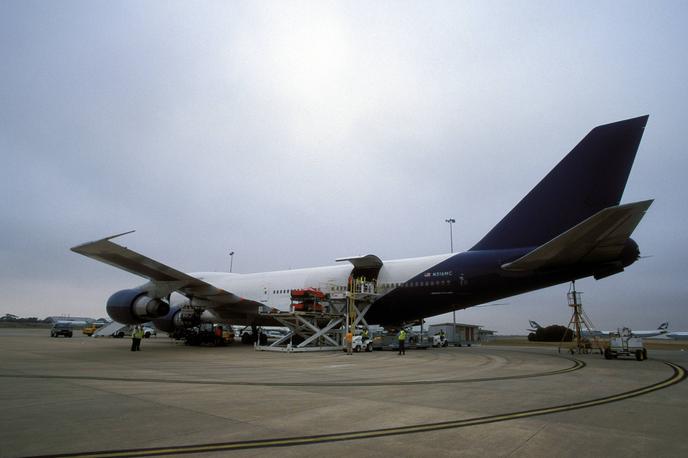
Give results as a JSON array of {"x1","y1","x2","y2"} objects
[{"x1": 50, "y1": 322, "x2": 73, "y2": 338}]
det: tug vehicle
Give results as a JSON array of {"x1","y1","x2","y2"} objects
[{"x1": 604, "y1": 327, "x2": 648, "y2": 361}]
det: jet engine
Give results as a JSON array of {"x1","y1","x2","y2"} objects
[
  {"x1": 152, "y1": 306, "x2": 182, "y2": 333},
  {"x1": 152, "y1": 305, "x2": 202, "y2": 334},
  {"x1": 620, "y1": 238, "x2": 641, "y2": 267},
  {"x1": 106, "y1": 289, "x2": 170, "y2": 324}
]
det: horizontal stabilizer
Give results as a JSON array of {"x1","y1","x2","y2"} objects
[{"x1": 501, "y1": 200, "x2": 653, "y2": 272}]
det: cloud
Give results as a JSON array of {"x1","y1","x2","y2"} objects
[{"x1": 1, "y1": 1, "x2": 687, "y2": 333}]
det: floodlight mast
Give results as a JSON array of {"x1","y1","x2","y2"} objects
[
  {"x1": 446, "y1": 217, "x2": 456, "y2": 343},
  {"x1": 445, "y1": 218, "x2": 456, "y2": 253}
]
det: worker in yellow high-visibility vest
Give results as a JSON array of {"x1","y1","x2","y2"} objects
[{"x1": 398, "y1": 329, "x2": 406, "y2": 355}]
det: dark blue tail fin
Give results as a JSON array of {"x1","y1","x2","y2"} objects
[{"x1": 471, "y1": 115, "x2": 649, "y2": 251}]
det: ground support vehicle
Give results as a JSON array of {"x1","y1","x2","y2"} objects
[
  {"x1": 180, "y1": 324, "x2": 234, "y2": 346},
  {"x1": 82, "y1": 324, "x2": 98, "y2": 336},
  {"x1": 107, "y1": 325, "x2": 153, "y2": 338},
  {"x1": 343, "y1": 335, "x2": 374, "y2": 352},
  {"x1": 372, "y1": 332, "x2": 429, "y2": 351},
  {"x1": 604, "y1": 328, "x2": 647, "y2": 361},
  {"x1": 82, "y1": 323, "x2": 108, "y2": 336},
  {"x1": 432, "y1": 334, "x2": 449, "y2": 347},
  {"x1": 50, "y1": 323, "x2": 73, "y2": 338},
  {"x1": 112, "y1": 326, "x2": 131, "y2": 338}
]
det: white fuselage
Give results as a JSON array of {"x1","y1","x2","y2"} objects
[{"x1": 174, "y1": 253, "x2": 453, "y2": 311}]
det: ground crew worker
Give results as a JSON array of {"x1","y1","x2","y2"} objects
[
  {"x1": 214, "y1": 325, "x2": 223, "y2": 346},
  {"x1": 345, "y1": 330, "x2": 353, "y2": 355},
  {"x1": 439, "y1": 329, "x2": 445, "y2": 342},
  {"x1": 362, "y1": 328, "x2": 369, "y2": 340},
  {"x1": 131, "y1": 325, "x2": 143, "y2": 351},
  {"x1": 398, "y1": 328, "x2": 407, "y2": 355}
]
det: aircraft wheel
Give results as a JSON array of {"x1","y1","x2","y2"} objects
[
  {"x1": 635, "y1": 350, "x2": 643, "y2": 361},
  {"x1": 604, "y1": 348, "x2": 612, "y2": 360}
]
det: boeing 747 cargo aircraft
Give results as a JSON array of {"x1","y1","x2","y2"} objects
[{"x1": 72, "y1": 116, "x2": 652, "y2": 336}]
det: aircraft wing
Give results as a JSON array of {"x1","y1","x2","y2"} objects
[
  {"x1": 501, "y1": 200, "x2": 653, "y2": 272},
  {"x1": 70, "y1": 232, "x2": 251, "y2": 309}
]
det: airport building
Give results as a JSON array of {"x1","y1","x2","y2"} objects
[{"x1": 428, "y1": 322, "x2": 482, "y2": 345}]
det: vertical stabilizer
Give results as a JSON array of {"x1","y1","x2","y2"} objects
[{"x1": 471, "y1": 116, "x2": 648, "y2": 251}]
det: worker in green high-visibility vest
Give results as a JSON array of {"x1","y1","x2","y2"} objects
[{"x1": 398, "y1": 328, "x2": 406, "y2": 355}]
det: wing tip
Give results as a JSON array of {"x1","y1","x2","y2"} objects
[{"x1": 70, "y1": 230, "x2": 136, "y2": 253}]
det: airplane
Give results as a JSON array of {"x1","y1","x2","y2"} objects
[
  {"x1": 583, "y1": 322, "x2": 669, "y2": 338},
  {"x1": 527, "y1": 320, "x2": 544, "y2": 332},
  {"x1": 628, "y1": 322, "x2": 669, "y2": 338},
  {"x1": 666, "y1": 331, "x2": 688, "y2": 341},
  {"x1": 71, "y1": 115, "x2": 652, "y2": 338}
]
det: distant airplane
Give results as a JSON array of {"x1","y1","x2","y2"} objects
[
  {"x1": 665, "y1": 327, "x2": 688, "y2": 341},
  {"x1": 666, "y1": 333, "x2": 688, "y2": 341},
  {"x1": 629, "y1": 322, "x2": 669, "y2": 338},
  {"x1": 583, "y1": 322, "x2": 669, "y2": 338},
  {"x1": 72, "y1": 116, "x2": 652, "y2": 337},
  {"x1": 528, "y1": 320, "x2": 544, "y2": 332}
]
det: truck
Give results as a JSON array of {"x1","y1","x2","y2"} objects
[{"x1": 604, "y1": 328, "x2": 648, "y2": 361}]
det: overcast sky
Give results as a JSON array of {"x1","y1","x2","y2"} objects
[{"x1": 1, "y1": 1, "x2": 686, "y2": 334}]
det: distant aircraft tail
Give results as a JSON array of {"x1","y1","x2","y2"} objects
[
  {"x1": 659, "y1": 322, "x2": 669, "y2": 330},
  {"x1": 471, "y1": 116, "x2": 649, "y2": 251},
  {"x1": 529, "y1": 320, "x2": 542, "y2": 330}
]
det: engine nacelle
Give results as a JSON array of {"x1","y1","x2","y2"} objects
[
  {"x1": 620, "y1": 238, "x2": 641, "y2": 267},
  {"x1": 152, "y1": 305, "x2": 210, "y2": 334},
  {"x1": 106, "y1": 289, "x2": 170, "y2": 324},
  {"x1": 152, "y1": 306, "x2": 183, "y2": 333}
]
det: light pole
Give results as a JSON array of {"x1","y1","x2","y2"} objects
[
  {"x1": 445, "y1": 217, "x2": 457, "y2": 345},
  {"x1": 445, "y1": 218, "x2": 455, "y2": 253},
  {"x1": 229, "y1": 251, "x2": 235, "y2": 273}
]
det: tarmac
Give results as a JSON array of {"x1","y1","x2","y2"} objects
[{"x1": 1, "y1": 328, "x2": 687, "y2": 458}]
